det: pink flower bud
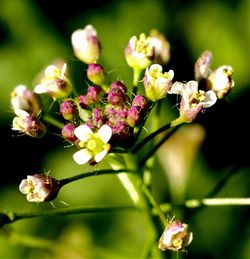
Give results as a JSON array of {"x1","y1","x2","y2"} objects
[
  {"x1": 110, "y1": 81, "x2": 127, "y2": 93},
  {"x1": 87, "y1": 63, "x2": 106, "y2": 85},
  {"x1": 132, "y1": 95, "x2": 149, "y2": 110},
  {"x1": 127, "y1": 106, "x2": 142, "y2": 127},
  {"x1": 61, "y1": 123, "x2": 78, "y2": 142},
  {"x1": 107, "y1": 88, "x2": 127, "y2": 105},
  {"x1": 60, "y1": 100, "x2": 78, "y2": 121}
]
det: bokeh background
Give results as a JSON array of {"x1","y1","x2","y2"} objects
[{"x1": 0, "y1": 0, "x2": 249, "y2": 258}]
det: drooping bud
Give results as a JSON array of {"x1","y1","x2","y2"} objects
[
  {"x1": 158, "y1": 220, "x2": 193, "y2": 252},
  {"x1": 34, "y1": 63, "x2": 72, "y2": 99},
  {"x1": 11, "y1": 85, "x2": 42, "y2": 117},
  {"x1": 12, "y1": 109, "x2": 46, "y2": 138},
  {"x1": 207, "y1": 65, "x2": 234, "y2": 99},
  {"x1": 149, "y1": 29, "x2": 170, "y2": 65},
  {"x1": 71, "y1": 25, "x2": 101, "y2": 64},
  {"x1": 19, "y1": 174, "x2": 61, "y2": 202},
  {"x1": 61, "y1": 123, "x2": 78, "y2": 142},
  {"x1": 144, "y1": 64, "x2": 174, "y2": 102},
  {"x1": 60, "y1": 100, "x2": 78, "y2": 121},
  {"x1": 87, "y1": 63, "x2": 106, "y2": 85}
]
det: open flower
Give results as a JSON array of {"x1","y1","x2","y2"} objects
[
  {"x1": 34, "y1": 63, "x2": 72, "y2": 99},
  {"x1": 12, "y1": 109, "x2": 46, "y2": 138},
  {"x1": 158, "y1": 220, "x2": 193, "y2": 252},
  {"x1": 11, "y1": 85, "x2": 42, "y2": 117},
  {"x1": 71, "y1": 25, "x2": 101, "y2": 64},
  {"x1": 125, "y1": 33, "x2": 154, "y2": 71},
  {"x1": 144, "y1": 64, "x2": 174, "y2": 102},
  {"x1": 19, "y1": 174, "x2": 60, "y2": 202},
  {"x1": 169, "y1": 80, "x2": 217, "y2": 123},
  {"x1": 73, "y1": 124, "x2": 112, "y2": 165}
]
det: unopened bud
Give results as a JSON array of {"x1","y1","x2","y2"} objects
[
  {"x1": 61, "y1": 123, "x2": 78, "y2": 142},
  {"x1": 60, "y1": 100, "x2": 78, "y2": 121},
  {"x1": 87, "y1": 63, "x2": 106, "y2": 85},
  {"x1": 127, "y1": 106, "x2": 143, "y2": 127},
  {"x1": 110, "y1": 81, "x2": 127, "y2": 93},
  {"x1": 132, "y1": 94, "x2": 149, "y2": 110}
]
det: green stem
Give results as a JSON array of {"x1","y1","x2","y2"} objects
[
  {"x1": 141, "y1": 184, "x2": 168, "y2": 226},
  {"x1": 139, "y1": 126, "x2": 180, "y2": 167},
  {"x1": 132, "y1": 119, "x2": 184, "y2": 153},
  {"x1": 43, "y1": 114, "x2": 64, "y2": 129},
  {"x1": 132, "y1": 67, "x2": 142, "y2": 93},
  {"x1": 157, "y1": 198, "x2": 250, "y2": 214},
  {"x1": 59, "y1": 169, "x2": 135, "y2": 187},
  {"x1": 1, "y1": 205, "x2": 137, "y2": 226}
]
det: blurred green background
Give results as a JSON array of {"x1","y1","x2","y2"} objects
[{"x1": 0, "y1": 0, "x2": 249, "y2": 258}]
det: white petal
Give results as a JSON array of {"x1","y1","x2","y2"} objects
[
  {"x1": 14, "y1": 109, "x2": 29, "y2": 117},
  {"x1": 73, "y1": 149, "x2": 92, "y2": 165},
  {"x1": 202, "y1": 90, "x2": 217, "y2": 108},
  {"x1": 94, "y1": 149, "x2": 108, "y2": 163},
  {"x1": 168, "y1": 81, "x2": 185, "y2": 94},
  {"x1": 71, "y1": 29, "x2": 87, "y2": 51},
  {"x1": 61, "y1": 63, "x2": 67, "y2": 77},
  {"x1": 149, "y1": 64, "x2": 162, "y2": 73},
  {"x1": 167, "y1": 70, "x2": 174, "y2": 80},
  {"x1": 74, "y1": 125, "x2": 93, "y2": 141},
  {"x1": 98, "y1": 124, "x2": 112, "y2": 143},
  {"x1": 187, "y1": 80, "x2": 198, "y2": 94},
  {"x1": 34, "y1": 83, "x2": 48, "y2": 94}
]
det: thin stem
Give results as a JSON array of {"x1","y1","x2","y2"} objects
[
  {"x1": 59, "y1": 169, "x2": 135, "y2": 187},
  {"x1": 43, "y1": 114, "x2": 64, "y2": 129},
  {"x1": 157, "y1": 198, "x2": 250, "y2": 214},
  {"x1": 132, "y1": 120, "x2": 183, "y2": 154},
  {"x1": 139, "y1": 126, "x2": 180, "y2": 167},
  {"x1": 132, "y1": 67, "x2": 142, "y2": 95},
  {"x1": 141, "y1": 184, "x2": 168, "y2": 227},
  {"x1": 1, "y1": 205, "x2": 138, "y2": 226}
]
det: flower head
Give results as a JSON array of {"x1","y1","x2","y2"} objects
[
  {"x1": 207, "y1": 65, "x2": 234, "y2": 99},
  {"x1": 144, "y1": 64, "x2": 174, "y2": 102},
  {"x1": 71, "y1": 25, "x2": 101, "y2": 64},
  {"x1": 169, "y1": 80, "x2": 217, "y2": 122},
  {"x1": 149, "y1": 29, "x2": 170, "y2": 65},
  {"x1": 12, "y1": 109, "x2": 46, "y2": 138},
  {"x1": 125, "y1": 33, "x2": 154, "y2": 71},
  {"x1": 158, "y1": 220, "x2": 193, "y2": 252},
  {"x1": 73, "y1": 124, "x2": 112, "y2": 165},
  {"x1": 11, "y1": 85, "x2": 42, "y2": 117},
  {"x1": 34, "y1": 63, "x2": 72, "y2": 99},
  {"x1": 19, "y1": 174, "x2": 60, "y2": 202}
]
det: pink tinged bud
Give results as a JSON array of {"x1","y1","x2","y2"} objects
[
  {"x1": 11, "y1": 85, "x2": 42, "y2": 117},
  {"x1": 61, "y1": 123, "x2": 78, "y2": 142},
  {"x1": 149, "y1": 29, "x2": 170, "y2": 65},
  {"x1": 132, "y1": 94, "x2": 149, "y2": 110},
  {"x1": 105, "y1": 105, "x2": 128, "y2": 126},
  {"x1": 125, "y1": 33, "x2": 154, "y2": 70},
  {"x1": 158, "y1": 220, "x2": 193, "y2": 252},
  {"x1": 86, "y1": 108, "x2": 105, "y2": 130},
  {"x1": 194, "y1": 50, "x2": 213, "y2": 81},
  {"x1": 110, "y1": 81, "x2": 127, "y2": 93},
  {"x1": 19, "y1": 174, "x2": 60, "y2": 202},
  {"x1": 207, "y1": 65, "x2": 234, "y2": 99},
  {"x1": 79, "y1": 86, "x2": 104, "y2": 108},
  {"x1": 60, "y1": 100, "x2": 78, "y2": 121},
  {"x1": 107, "y1": 88, "x2": 127, "y2": 105},
  {"x1": 71, "y1": 25, "x2": 101, "y2": 64},
  {"x1": 144, "y1": 64, "x2": 174, "y2": 102},
  {"x1": 127, "y1": 106, "x2": 143, "y2": 127},
  {"x1": 12, "y1": 109, "x2": 46, "y2": 138},
  {"x1": 87, "y1": 63, "x2": 106, "y2": 85}
]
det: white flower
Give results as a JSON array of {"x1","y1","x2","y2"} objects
[
  {"x1": 71, "y1": 25, "x2": 101, "y2": 64},
  {"x1": 19, "y1": 174, "x2": 60, "y2": 202},
  {"x1": 169, "y1": 81, "x2": 217, "y2": 122},
  {"x1": 34, "y1": 63, "x2": 72, "y2": 99},
  {"x1": 73, "y1": 124, "x2": 112, "y2": 165},
  {"x1": 144, "y1": 64, "x2": 174, "y2": 102}
]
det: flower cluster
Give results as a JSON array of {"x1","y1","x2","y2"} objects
[{"x1": 10, "y1": 24, "x2": 235, "y2": 254}]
